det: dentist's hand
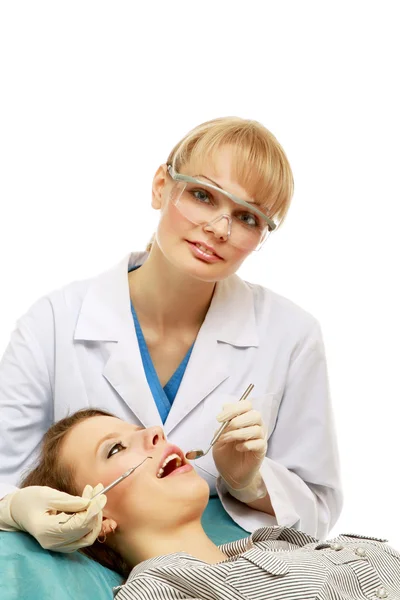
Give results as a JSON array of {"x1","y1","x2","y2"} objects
[
  {"x1": 0, "y1": 484, "x2": 106, "y2": 552},
  {"x1": 212, "y1": 400, "x2": 268, "y2": 503}
]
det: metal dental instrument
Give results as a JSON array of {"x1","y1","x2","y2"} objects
[
  {"x1": 60, "y1": 457, "x2": 152, "y2": 524},
  {"x1": 185, "y1": 384, "x2": 254, "y2": 460}
]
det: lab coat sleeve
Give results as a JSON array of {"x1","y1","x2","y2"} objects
[
  {"x1": 217, "y1": 321, "x2": 343, "y2": 539},
  {"x1": 0, "y1": 300, "x2": 53, "y2": 499}
]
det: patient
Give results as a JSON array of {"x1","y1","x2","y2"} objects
[{"x1": 20, "y1": 409, "x2": 400, "y2": 599}]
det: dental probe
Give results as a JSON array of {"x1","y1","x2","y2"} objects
[
  {"x1": 92, "y1": 457, "x2": 152, "y2": 498},
  {"x1": 60, "y1": 457, "x2": 152, "y2": 524}
]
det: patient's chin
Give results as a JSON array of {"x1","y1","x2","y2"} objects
[{"x1": 181, "y1": 477, "x2": 210, "y2": 517}]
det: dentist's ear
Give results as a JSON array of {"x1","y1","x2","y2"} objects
[{"x1": 151, "y1": 164, "x2": 169, "y2": 210}]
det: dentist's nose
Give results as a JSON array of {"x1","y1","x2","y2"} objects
[
  {"x1": 143, "y1": 426, "x2": 165, "y2": 450},
  {"x1": 204, "y1": 214, "x2": 230, "y2": 242}
]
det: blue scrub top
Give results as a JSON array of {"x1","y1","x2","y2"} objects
[
  {"x1": 129, "y1": 267, "x2": 248, "y2": 543},
  {"x1": 131, "y1": 301, "x2": 193, "y2": 424}
]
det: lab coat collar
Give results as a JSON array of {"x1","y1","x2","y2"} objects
[
  {"x1": 74, "y1": 253, "x2": 147, "y2": 342},
  {"x1": 206, "y1": 272, "x2": 259, "y2": 348},
  {"x1": 74, "y1": 252, "x2": 259, "y2": 348}
]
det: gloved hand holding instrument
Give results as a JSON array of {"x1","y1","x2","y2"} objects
[
  {"x1": 212, "y1": 384, "x2": 269, "y2": 503},
  {"x1": 0, "y1": 483, "x2": 106, "y2": 552},
  {"x1": 0, "y1": 457, "x2": 150, "y2": 552},
  {"x1": 186, "y1": 384, "x2": 269, "y2": 503}
]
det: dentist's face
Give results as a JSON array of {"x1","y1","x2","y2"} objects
[
  {"x1": 60, "y1": 416, "x2": 209, "y2": 533},
  {"x1": 152, "y1": 146, "x2": 257, "y2": 282}
]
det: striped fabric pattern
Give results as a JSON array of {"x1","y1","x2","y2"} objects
[{"x1": 114, "y1": 526, "x2": 400, "y2": 599}]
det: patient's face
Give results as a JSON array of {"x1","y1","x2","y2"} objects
[{"x1": 61, "y1": 416, "x2": 209, "y2": 533}]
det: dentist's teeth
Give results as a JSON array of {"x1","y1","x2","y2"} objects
[
  {"x1": 195, "y1": 243, "x2": 214, "y2": 256},
  {"x1": 156, "y1": 453, "x2": 182, "y2": 478}
]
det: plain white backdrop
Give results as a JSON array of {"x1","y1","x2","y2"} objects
[{"x1": 1, "y1": 2, "x2": 399, "y2": 545}]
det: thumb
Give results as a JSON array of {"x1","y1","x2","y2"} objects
[{"x1": 47, "y1": 491, "x2": 91, "y2": 512}]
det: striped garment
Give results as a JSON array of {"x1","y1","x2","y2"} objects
[{"x1": 113, "y1": 526, "x2": 400, "y2": 599}]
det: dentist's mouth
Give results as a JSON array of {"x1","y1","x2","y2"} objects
[
  {"x1": 194, "y1": 243, "x2": 217, "y2": 257},
  {"x1": 186, "y1": 240, "x2": 223, "y2": 263}
]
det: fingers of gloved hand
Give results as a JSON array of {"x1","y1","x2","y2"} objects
[
  {"x1": 92, "y1": 483, "x2": 105, "y2": 496},
  {"x1": 41, "y1": 488, "x2": 92, "y2": 513},
  {"x1": 82, "y1": 483, "x2": 104, "y2": 500},
  {"x1": 234, "y1": 438, "x2": 268, "y2": 454},
  {"x1": 216, "y1": 400, "x2": 253, "y2": 423},
  {"x1": 217, "y1": 425, "x2": 264, "y2": 445},
  {"x1": 54, "y1": 512, "x2": 103, "y2": 552},
  {"x1": 85, "y1": 494, "x2": 107, "y2": 521},
  {"x1": 58, "y1": 494, "x2": 107, "y2": 533},
  {"x1": 77, "y1": 512, "x2": 103, "y2": 547},
  {"x1": 220, "y1": 410, "x2": 262, "y2": 433}
]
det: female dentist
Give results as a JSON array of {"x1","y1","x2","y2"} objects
[{"x1": 0, "y1": 117, "x2": 342, "y2": 553}]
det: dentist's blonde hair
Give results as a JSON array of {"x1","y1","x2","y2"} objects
[{"x1": 147, "y1": 116, "x2": 294, "y2": 251}]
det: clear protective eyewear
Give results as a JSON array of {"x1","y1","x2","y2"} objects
[{"x1": 167, "y1": 165, "x2": 277, "y2": 251}]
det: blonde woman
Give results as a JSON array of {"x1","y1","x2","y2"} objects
[{"x1": 0, "y1": 117, "x2": 342, "y2": 552}]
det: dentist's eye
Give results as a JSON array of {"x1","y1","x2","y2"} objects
[
  {"x1": 107, "y1": 442, "x2": 127, "y2": 458},
  {"x1": 192, "y1": 189, "x2": 212, "y2": 203}
]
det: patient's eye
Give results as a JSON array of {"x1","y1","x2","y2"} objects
[{"x1": 107, "y1": 442, "x2": 127, "y2": 458}]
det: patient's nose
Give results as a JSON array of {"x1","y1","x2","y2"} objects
[{"x1": 143, "y1": 426, "x2": 165, "y2": 450}]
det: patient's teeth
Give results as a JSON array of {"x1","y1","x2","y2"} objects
[
  {"x1": 156, "y1": 453, "x2": 182, "y2": 478},
  {"x1": 162, "y1": 453, "x2": 181, "y2": 468}
]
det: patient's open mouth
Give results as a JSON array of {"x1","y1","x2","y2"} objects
[{"x1": 157, "y1": 453, "x2": 183, "y2": 478}]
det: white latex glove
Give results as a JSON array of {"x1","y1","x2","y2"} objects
[
  {"x1": 0, "y1": 484, "x2": 106, "y2": 552},
  {"x1": 212, "y1": 400, "x2": 268, "y2": 503}
]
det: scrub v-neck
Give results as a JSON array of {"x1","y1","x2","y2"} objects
[{"x1": 130, "y1": 301, "x2": 193, "y2": 423}]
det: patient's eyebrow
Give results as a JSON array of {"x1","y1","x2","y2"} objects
[{"x1": 95, "y1": 427, "x2": 144, "y2": 455}]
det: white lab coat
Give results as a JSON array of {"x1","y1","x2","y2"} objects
[{"x1": 0, "y1": 252, "x2": 342, "y2": 538}]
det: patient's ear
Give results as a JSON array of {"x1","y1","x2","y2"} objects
[{"x1": 101, "y1": 516, "x2": 118, "y2": 537}]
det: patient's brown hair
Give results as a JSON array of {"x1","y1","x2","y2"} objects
[{"x1": 20, "y1": 409, "x2": 130, "y2": 577}]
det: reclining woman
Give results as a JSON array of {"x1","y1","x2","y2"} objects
[{"x1": 10, "y1": 409, "x2": 400, "y2": 600}]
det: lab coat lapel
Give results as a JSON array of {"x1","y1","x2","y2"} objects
[
  {"x1": 74, "y1": 252, "x2": 162, "y2": 428},
  {"x1": 163, "y1": 324, "x2": 230, "y2": 435},
  {"x1": 164, "y1": 274, "x2": 259, "y2": 435},
  {"x1": 103, "y1": 332, "x2": 162, "y2": 427}
]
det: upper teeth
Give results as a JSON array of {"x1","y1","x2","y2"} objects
[
  {"x1": 196, "y1": 243, "x2": 215, "y2": 256},
  {"x1": 157, "y1": 453, "x2": 182, "y2": 478}
]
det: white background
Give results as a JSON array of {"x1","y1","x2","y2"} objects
[{"x1": 1, "y1": 2, "x2": 399, "y2": 545}]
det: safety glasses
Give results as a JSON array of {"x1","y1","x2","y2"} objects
[{"x1": 167, "y1": 165, "x2": 277, "y2": 251}]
